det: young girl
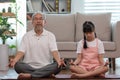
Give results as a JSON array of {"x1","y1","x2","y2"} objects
[{"x1": 70, "y1": 21, "x2": 109, "y2": 78}]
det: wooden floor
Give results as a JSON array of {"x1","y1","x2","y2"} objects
[
  {"x1": 0, "y1": 58, "x2": 120, "y2": 79},
  {"x1": 57, "y1": 58, "x2": 120, "y2": 79}
]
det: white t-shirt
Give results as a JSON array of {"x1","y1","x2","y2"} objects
[
  {"x1": 18, "y1": 29, "x2": 58, "y2": 68},
  {"x1": 76, "y1": 38, "x2": 105, "y2": 54}
]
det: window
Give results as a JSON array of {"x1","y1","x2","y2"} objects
[{"x1": 84, "y1": 0, "x2": 120, "y2": 22}]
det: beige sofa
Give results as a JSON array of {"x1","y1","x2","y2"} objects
[{"x1": 27, "y1": 12, "x2": 120, "y2": 70}]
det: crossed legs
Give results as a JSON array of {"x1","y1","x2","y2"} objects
[
  {"x1": 14, "y1": 62, "x2": 61, "y2": 79},
  {"x1": 69, "y1": 62, "x2": 109, "y2": 78}
]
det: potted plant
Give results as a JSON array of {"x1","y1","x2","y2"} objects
[
  {"x1": 9, "y1": 44, "x2": 16, "y2": 60},
  {"x1": 0, "y1": 0, "x2": 24, "y2": 72},
  {"x1": 0, "y1": 16, "x2": 16, "y2": 44},
  {"x1": 0, "y1": 0, "x2": 23, "y2": 45},
  {"x1": 0, "y1": 16, "x2": 16, "y2": 71}
]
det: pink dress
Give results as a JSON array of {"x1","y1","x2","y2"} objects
[{"x1": 78, "y1": 39, "x2": 100, "y2": 71}]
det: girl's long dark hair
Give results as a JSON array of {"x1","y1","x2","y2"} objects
[{"x1": 83, "y1": 21, "x2": 97, "y2": 49}]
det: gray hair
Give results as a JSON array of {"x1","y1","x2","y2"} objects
[{"x1": 31, "y1": 11, "x2": 46, "y2": 20}]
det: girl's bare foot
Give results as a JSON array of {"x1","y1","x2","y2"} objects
[
  {"x1": 71, "y1": 73, "x2": 87, "y2": 78},
  {"x1": 71, "y1": 73, "x2": 96, "y2": 79},
  {"x1": 71, "y1": 73, "x2": 79, "y2": 78},
  {"x1": 98, "y1": 74, "x2": 105, "y2": 78},
  {"x1": 94, "y1": 73, "x2": 105, "y2": 78}
]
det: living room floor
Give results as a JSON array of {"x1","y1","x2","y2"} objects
[{"x1": 0, "y1": 58, "x2": 120, "y2": 79}]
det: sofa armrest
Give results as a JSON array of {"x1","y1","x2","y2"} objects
[
  {"x1": 112, "y1": 21, "x2": 120, "y2": 57},
  {"x1": 112, "y1": 21, "x2": 120, "y2": 42}
]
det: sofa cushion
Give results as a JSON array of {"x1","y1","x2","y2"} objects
[
  {"x1": 103, "y1": 41, "x2": 116, "y2": 51},
  {"x1": 45, "y1": 14, "x2": 75, "y2": 42},
  {"x1": 57, "y1": 42, "x2": 77, "y2": 51},
  {"x1": 76, "y1": 12, "x2": 111, "y2": 41}
]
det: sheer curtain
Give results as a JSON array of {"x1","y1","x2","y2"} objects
[{"x1": 84, "y1": 0, "x2": 120, "y2": 22}]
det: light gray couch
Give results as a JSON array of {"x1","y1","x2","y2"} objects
[{"x1": 27, "y1": 12, "x2": 120, "y2": 70}]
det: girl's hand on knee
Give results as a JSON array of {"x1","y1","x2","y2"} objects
[
  {"x1": 104, "y1": 60, "x2": 110, "y2": 66},
  {"x1": 69, "y1": 59, "x2": 77, "y2": 66},
  {"x1": 69, "y1": 59, "x2": 73, "y2": 65}
]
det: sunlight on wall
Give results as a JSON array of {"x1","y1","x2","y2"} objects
[{"x1": 16, "y1": 0, "x2": 26, "y2": 50}]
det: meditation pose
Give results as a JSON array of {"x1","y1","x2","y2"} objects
[
  {"x1": 70, "y1": 21, "x2": 109, "y2": 78},
  {"x1": 9, "y1": 12, "x2": 65, "y2": 79}
]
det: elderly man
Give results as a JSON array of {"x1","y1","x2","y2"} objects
[{"x1": 9, "y1": 12, "x2": 65, "y2": 79}]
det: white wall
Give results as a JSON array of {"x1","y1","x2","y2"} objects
[{"x1": 16, "y1": 0, "x2": 26, "y2": 50}]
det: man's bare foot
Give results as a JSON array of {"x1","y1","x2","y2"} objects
[
  {"x1": 49, "y1": 74, "x2": 56, "y2": 78},
  {"x1": 17, "y1": 73, "x2": 31, "y2": 79}
]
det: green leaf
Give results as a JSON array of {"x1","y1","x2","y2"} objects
[{"x1": 9, "y1": 44, "x2": 16, "y2": 49}]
